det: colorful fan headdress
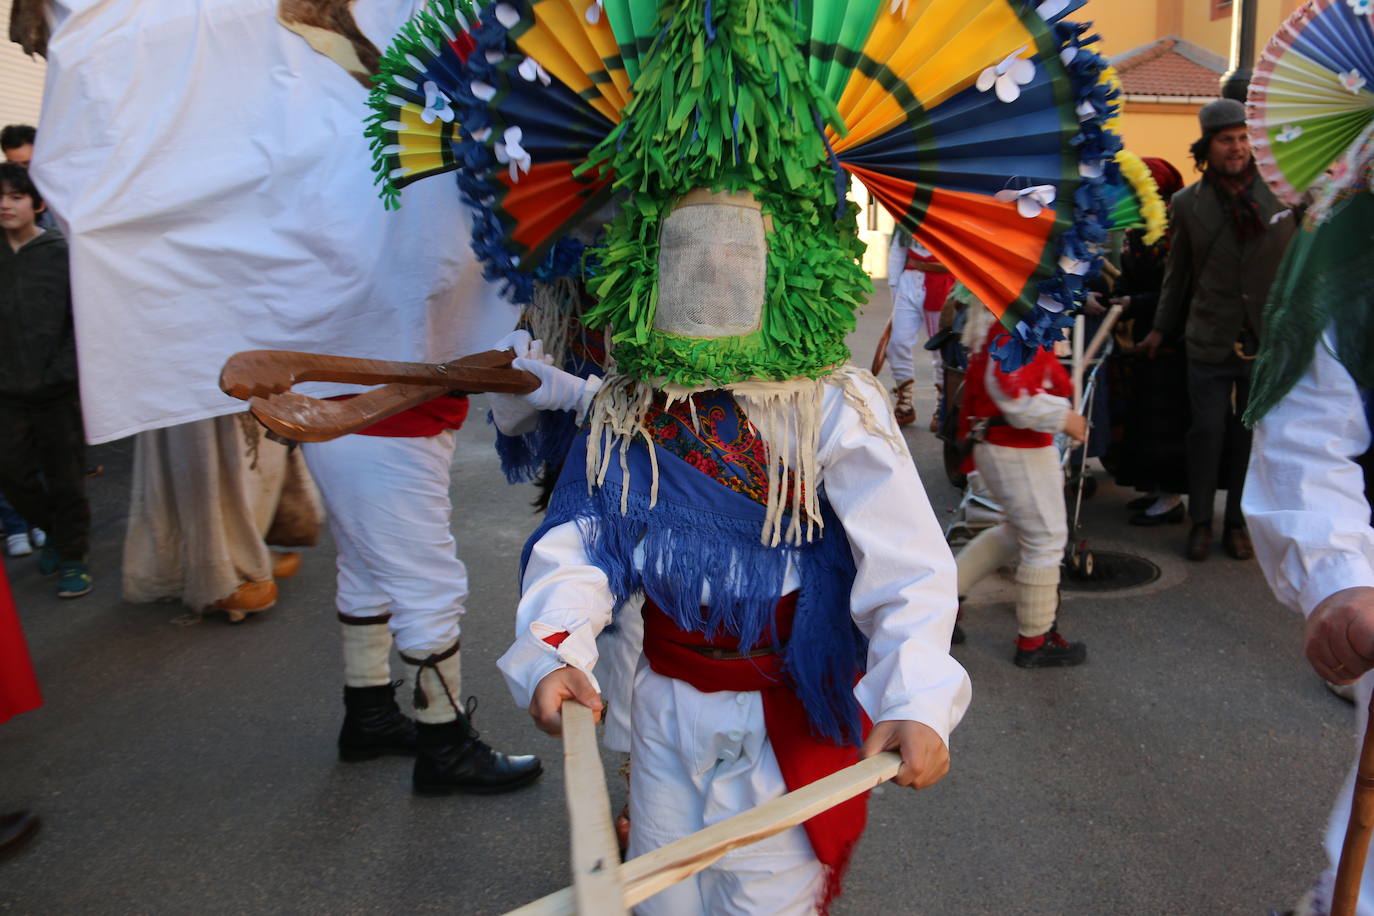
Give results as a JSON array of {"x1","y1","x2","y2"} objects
[
  {"x1": 1249, "y1": 0, "x2": 1374, "y2": 205},
  {"x1": 365, "y1": 0, "x2": 1121, "y2": 375},
  {"x1": 1106, "y1": 149, "x2": 1168, "y2": 245}
]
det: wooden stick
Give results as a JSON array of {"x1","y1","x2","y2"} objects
[
  {"x1": 506, "y1": 751, "x2": 901, "y2": 915},
  {"x1": 219, "y1": 348, "x2": 536, "y2": 401},
  {"x1": 870, "y1": 317, "x2": 893, "y2": 377},
  {"x1": 560, "y1": 702, "x2": 626, "y2": 916},
  {"x1": 1333, "y1": 691, "x2": 1374, "y2": 916}
]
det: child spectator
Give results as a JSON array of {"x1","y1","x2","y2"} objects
[{"x1": 0, "y1": 162, "x2": 92, "y2": 597}]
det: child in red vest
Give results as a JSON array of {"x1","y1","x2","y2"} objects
[{"x1": 955, "y1": 302, "x2": 1089, "y2": 667}]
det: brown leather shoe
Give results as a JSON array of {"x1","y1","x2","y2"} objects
[
  {"x1": 271, "y1": 551, "x2": 302, "y2": 579},
  {"x1": 1187, "y1": 522, "x2": 1213, "y2": 562},
  {"x1": 210, "y1": 580, "x2": 278, "y2": 623},
  {"x1": 1223, "y1": 526, "x2": 1254, "y2": 560},
  {"x1": 0, "y1": 810, "x2": 40, "y2": 856}
]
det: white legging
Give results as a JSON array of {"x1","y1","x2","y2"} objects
[
  {"x1": 303, "y1": 431, "x2": 468, "y2": 655},
  {"x1": 886, "y1": 270, "x2": 943, "y2": 387},
  {"x1": 971, "y1": 442, "x2": 1067, "y2": 570}
]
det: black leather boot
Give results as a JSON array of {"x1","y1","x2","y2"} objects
[
  {"x1": 413, "y1": 699, "x2": 542, "y2": 796},
  {"x1": 338, "y1": 681, "x2": 419, "y2": 762}
]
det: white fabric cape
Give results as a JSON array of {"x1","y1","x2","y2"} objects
[{"x1": 32, "y1": 0, "x2": 518, "y2": 443}]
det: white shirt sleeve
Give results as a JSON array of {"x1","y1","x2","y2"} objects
[
  {"x1": 984, "y1": 358, "x2": 1070, "y2": 433},
  {"x1": 496, "y1": 518, "x2": 615, "y2": 708},
  {"x1": 1244, "y1": 334, "x2": 1374, "y2": 617},
  {"x1": 819, "y1": 374, "x2": 973, "y2": 747}
]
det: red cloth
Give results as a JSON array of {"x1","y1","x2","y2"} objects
[
  {"x1": 640, "y1": 594, "x2": 870, "y2": 914},
  {"x1": 904, "y1": 250, "x2": 956, "y2": 312},
  {"x1": 960, "y1": 320, "x2": 1072, "y2": 450},
  {"x1": 324, "y1": 394, "x2": 470, "y2": 437},
  {"x1": 0, "y1": 565, "x2": 42, "y2": 724}
]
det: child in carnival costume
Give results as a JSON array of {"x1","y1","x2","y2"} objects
[
  {"x1": 495, "y1": 6, "x2": 969, "y2": 911},
  {"x1": 365, "y1": 0, "x2": 1118, "y2": 908},
  {"x1": 953, "y1": 290, "x2": 1090, "y2": 666}
]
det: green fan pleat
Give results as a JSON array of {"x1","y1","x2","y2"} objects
[{"x1": 803, "y1": 0, "x2": 883, "y2": 104}]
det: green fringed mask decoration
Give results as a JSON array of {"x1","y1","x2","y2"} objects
[{"x1": 574, "y1": 0, "x2": 871, "y2": 388}]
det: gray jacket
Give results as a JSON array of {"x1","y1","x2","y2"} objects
[{"x1": 1154, "y1": 174, "x2": 1297, "y2": 364}]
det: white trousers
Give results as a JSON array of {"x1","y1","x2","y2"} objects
[
  {"x1": 595, "y1": 596, "x2": 644, "y2": 755},
  {"x1": 1313, "y1": 673, "x2": 1374, "y2": 915},
  {"x1": 886, "y1": 271, "x2": 942, "y2": 387},
  {"x1": 973, "y1": 443, "x2": 1066, "y2": 570},
  {"x1": 302, "y1": 432, "x2": 467, "y2": 654},
  {"x1": 628, "y1": 662, "x2": 823, "y2": 915}
]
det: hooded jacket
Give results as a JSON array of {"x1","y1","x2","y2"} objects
[{"x1": 0, "y1": 227, "x2": 77, "y2": 401}]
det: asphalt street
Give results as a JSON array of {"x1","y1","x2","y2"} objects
[{"x1": 0, "y1": 288, "x2": 1353, "y2": 914}]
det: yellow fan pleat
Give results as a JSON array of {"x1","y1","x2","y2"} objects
[
  {"x1": 832, "y1": 0, "x2": 1036, "y2": 152},
  {"x1": 396, "y1": 149, "x2": 451, "y2": 177},
  {"x1": 569, "y1": 0, "x2": 634, "y2": 104},
  {"x1": 389, "y1": 104, "x2": 453, "y2": 180},
  {"x1": 518, "y1": 0, "x2": 626, "y2": 121}
]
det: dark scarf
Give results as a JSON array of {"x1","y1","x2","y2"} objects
[{"x1": 1205, "y1": 162, "x2": 1266, "y2": 241}]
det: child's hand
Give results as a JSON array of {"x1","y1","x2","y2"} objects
[
  {"x1": 1062, "y1": 411, "x2": 1087, "y2": 443},
  {"x1": 529, "y1": 665, "x2": 603, "y2": 737},
  {"x1": 860, "y1": 720, "x2": 949, "y2": 790}
]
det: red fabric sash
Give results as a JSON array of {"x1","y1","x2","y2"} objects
[
  {"x1": 323, "y1": 394, "x2": 470, "y2": 437},
  {"x1": 640, "y1": 595, "x2": 870, "y2": 913},
  {"x1": 0, "y1": 566, "x2": 42, "y2": 724},
  {"x1": 902, "y1": 252, "x2": 956, "y2": 311}
]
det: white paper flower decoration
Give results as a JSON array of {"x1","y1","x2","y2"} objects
[
  {"x1": 1348, "y1": 0, "x2": 1372, "y2": 15},
  {"x1": 1276, "y1": 124, "x2": 1304, "y2": 143},
  {"x1": 889, "y1": 0, "x2": 910, "y2": 16},
  {"x1": 977, "y1": 48, "x2": 1036, "y2": 103},
  {"x1": 517, "y1": 57, "x2": 552, "y2": 86},
  {"x1": 421, "y1": 81, "x2": 455, "y2": 124},
  {"x1": 1340, "y1": 69, "x2": 1368, "y2": 93},
  {"x1": 585, "y1": 0, "x2": 604, "y2": 24},
  {"x1": 995, "y1": 184, "x2": 1057, "y2": 218},
  {"x1": 494, "y1": 126, "x2": 532, "y2": 182}
]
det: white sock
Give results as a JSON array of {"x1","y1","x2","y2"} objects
[
  {"x1": 404, "y1": 641, "x2": 462, "y2": 724},
  {"x1": 339, "y1": 616, "x2": 394, "y2": 688},
  {"x1": 1014, "y1": 564, "x2": 1061, "y2": 638}
]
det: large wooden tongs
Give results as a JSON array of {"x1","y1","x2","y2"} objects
[{"x1": 219, "y1": 349, "x2": 538, "y2": 443}]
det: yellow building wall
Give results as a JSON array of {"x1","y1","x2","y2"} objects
[
  {"x1": 1116, "y1": 103, "x2": 1207, "y2": 178},
  {"x1": 1084, "y1": 0, "x2": 1308, "y2": 62}
]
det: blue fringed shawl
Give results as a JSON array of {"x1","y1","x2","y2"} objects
[{"x1": 520, "y1": 425, "x2": 866, "y2": 747}]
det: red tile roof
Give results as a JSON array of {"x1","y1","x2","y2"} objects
[{"x1": 1112, "y1": 37, "x2": 1226, "y2": 98}]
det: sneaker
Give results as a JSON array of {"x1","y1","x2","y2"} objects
[
  {"x1": 56, "y1": 561, "x2": 93, "y2": 598},
  {"x1": 1013, "y1": 629, "x2": 1087, "y2": 668},
  {"x1": 37, "y1": 547, "x2": 60, "y2": 576},
  {"x1": 6, "y1": 532, "x2": 32, "y2": 557},
  {"x1": 28, "y1": 527, "x2": 45, "y2": 548}
]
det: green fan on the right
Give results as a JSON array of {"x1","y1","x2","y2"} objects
[{"x1": 1247, "y1": 0, "x2": 1374, "y2": 204}]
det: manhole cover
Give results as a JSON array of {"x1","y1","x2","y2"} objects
[{"x1": 1061, "y1": 550, "x2": 1160, "y2": 591}]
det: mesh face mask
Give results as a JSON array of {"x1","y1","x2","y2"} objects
[{"x1": 653, "y1": 190, "x2": 769, "y2": 339}]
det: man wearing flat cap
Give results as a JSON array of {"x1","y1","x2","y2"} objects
[{"x1": 1142, "y1": 98, "x2": 1297, "y2": 563}]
